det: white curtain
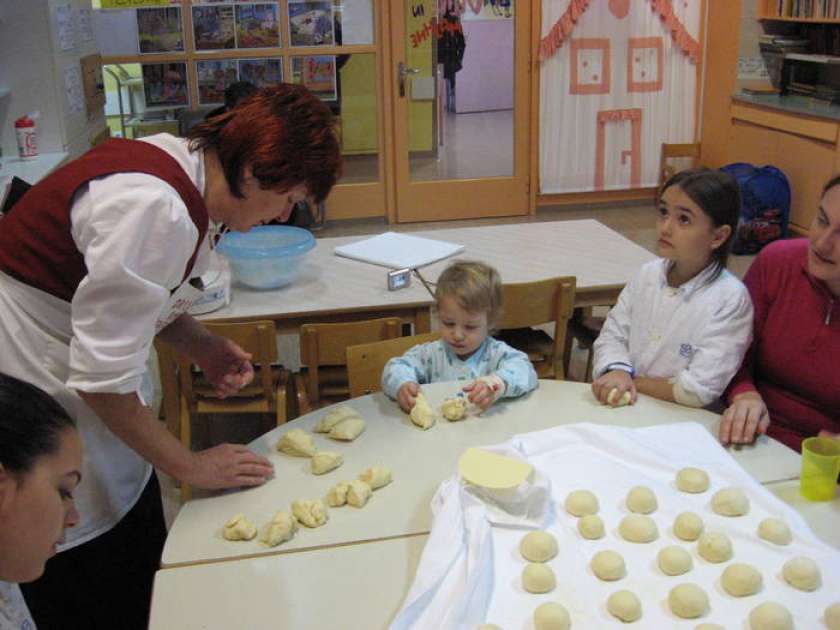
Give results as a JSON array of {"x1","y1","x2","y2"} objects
[{"x1": 539, "y1": 0, "x2": 701, "y2": 194}]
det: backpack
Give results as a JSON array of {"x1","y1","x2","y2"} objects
[{"x1": 719, "y1": 163, "x2": 790, "y2": 255}]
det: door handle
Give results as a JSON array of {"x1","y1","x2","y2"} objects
[{"x1": 398, "y1": 62, "x2": 420, "y2": 97}]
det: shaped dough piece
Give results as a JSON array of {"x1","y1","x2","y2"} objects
[
  {"x1": 676, "y1": 467, "x2": 710, "y2": 493},
  {"x1": 347, "y1": 480, "x2": 373, "y2": 508},
  {"x1": 276, "y1": 428, "x2": 316, "y2": 457},
  {"x1": 825, "y1": 602, "x2": 840, "y2": 630},
  {"x1": 607, "y1": 590, "x2": 642, "y2": 623},
  {"x1": 533, "y1": 602, "x2": 571, "y2": 630},
  {"x1": 522, "y1": 563, "x2": 556, "y2": 594},
  {"x1": 314, "y1": 406, "x2": 360, "y2": 433},
  {"x1": 441, "y1": 396, "x2": 468, "y2": 421},
  {"x1": 782, "y1": 556, "x2": 821, "y2": 591},
  {"x1": 722, "y1": 563, "x2": 763, "y2": 597},
  {"x1": 607, "y1": 388, "x2": 632, "y2": 406},
  {"x1": 329, "y1": 417, "x2": 366, "y2": 441},
  {"x1": 712, "y1": 487, "x2": 750, "y2": 516},
  {"x1": 326, "y1": 481, "x2": 350, "y2": 507},
  {"x1": 410, "y1": 392, "x2": 435, "y2": 429},
  {"x1": 658, "y1": 545, "x2": 693, "y2": 576},
  {"x1": 674, "y1": 511, "x2": 704, "y2": 541},
  {"x1": 697, "y1": 532, "x2": 732, "y2": 563},
  {"x1": 291, "y1": 499, "x2": 328, "y2": 528},
  {"x1": 359, "y1": 465, "x2": 392, "y2": 490},
  {"x1": 578, "y1": 514, "x2": 605, "y2": 540},
  {"x1": 668, "y1": 583, "x2": 709, "y2": 619},
  {"x1": 591, "y1": 550, "x2": 625, "y2": 581},
  {"x1": 695, "y1": 625, "x2": 725, "y2": 630},
  {"x1": 519, "y1": 531, "x2": 558, "y2": 563},
  {"x1": 619, "y1": 514, "x2": 658, "y2": 543},
  {"x1": 222, "y1": 513, "x2": 257, "y2": 541},
  {"x1": 259, "y1": 511, "x2": 297, "y2": 547},
  {"x1": 757, "y1": 517, "x2": 792, "y2": 546},
  {"x1": 748, "y1": 601, "x2": 793, "y2": 630},
  {"x1": 311, "y1": 451, "x2": 343, "y2": 475},
  {"x1": 626, "y1": 485, "x2": 658, "y2": 514},
  {"x1": 476, "y1": 626, "x2": 502, "y2": 630},
  {"x1": 565, "y1": 489, "x2": 599, "y2": 516}
]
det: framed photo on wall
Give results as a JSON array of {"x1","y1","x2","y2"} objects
[
  {"x1": 238, "y1": 57, "x2": 284, "y2": 87},
  {"x1": 235, "y1": 3, "x2": 280, "y2": 48},
  {"x1": 292, "y1": 55, "x2": 336, "y2": 100},
  {"x1": 192, "y1": 5, "x2": 235, "y2": 50},
  {"x1": 141, "y1": 62, "x2": 188, "y2": 108},
  {"x1": 288, "y1": 1, "x2": 334, "y2": 47},
  {"x1": 137, "y1": 7, "x2": 184, "y2": 53},
  {"x1": 196, "y1": 59, "x2": 238, "y2": 105}
]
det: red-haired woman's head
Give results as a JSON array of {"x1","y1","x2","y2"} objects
[{"x1": 187, "y1": 83, "x2": 342, "y2": 204}]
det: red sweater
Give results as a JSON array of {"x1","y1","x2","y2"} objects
[{"x1": 726, "y1": 239, "x2": 840, "y2": 451}]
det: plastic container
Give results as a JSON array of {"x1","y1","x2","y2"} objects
[
  {"x1": 15, "y1": 115, "x2": 37, "y2": 160},
  {"x1": 215, "y1": 225, "x2": 315, "y2": 290},
  {"x1": 800, "y1": 437, "x2": 840, "y2": 501}
]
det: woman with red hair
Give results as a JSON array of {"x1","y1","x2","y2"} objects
[{"x1": 0, "y1": 83, "x2": 341, "y2": 629}]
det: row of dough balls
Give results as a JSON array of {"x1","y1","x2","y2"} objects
[
  {"x1": 409, "y1": 392, "x2": 469, "y2": 429},
  {"x1": 276, "y1": 407, "x2": 367, "y2": 458}
]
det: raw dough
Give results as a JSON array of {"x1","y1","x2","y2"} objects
[
  {"x1": 676, "y1": 467, "x2": 710, "y2": 493},
  {"x1": 711, "y1": 487, "x2": 750, "y2": 516},
  {"x1": 697, "y1": 532, "x2": 733, "y2": 563},
  {"x1": 606, "y1": 590, "x2": 642, "y2": 623},
  {"x1": 657, "y1": 545, "x2": 693, "y2": 576},
  {"x1": 607, "y1": 388, "x2": 632, "y2": 406},
  {"x1": 441, "y1": 396, "x2": 468, "y2": 421},
  {"x1": 409, "y1": 392, "x2": 435, "y2": 429},
  {"x1": 346, "y1": 479, "x2": 372, "y2": 508},
  {"x1": 674, "y1": 511, "x2": 704, "y2": 541},
  {"x1": 314, "y1": 405, "x2": 360, "y2": 433},
  {"x1": 259, "y1": 511, "x2": 297, "y2": 547},
  {"x1": 619, "y1": 514, "x2": 658, "y2": 543},
  {"x1": 476, "y1": 626, "x2": 502, "y2": 630},
  {"x1": 564, "y1": 489, "x2": 599, "y2": 516},
  {"x1": 222, "y1": 513, "x2": 257, "y2": 541},
  {"x1": 311, "y1": 451, "x2": 343, "y2": 475},
  {"x1": 722, "y1": 563, "x2": 762, "y2": 597},
  {"x1": 782, "y1": 556, "x2": 821, "y2": 591},
  {"x1": 359, "y1": 465, "x2": 392, "y2": 490},
  {"x1": 533, "y1": 602, "x2": 571, "y2": 630},
  {"x1": 626, "y1": 485, "x2": 658, "y2": 514},
  {"x1": 291, "y1": 499, "x2": 328, "y2": 528},
  {"x1": 522, "y1": 563, "x2": 556, "y2": 594},
  {"x1": 695, "y1": 625, "x2": 725, "y2": 630},
  {"x1": 326, "y1": 481, "x2": 350, "y2": 507},
  {"x1": 458, "y1": 448, "x2": 533, "y2": 490},
  {"x1": 276, "y1": 428, "x2": 316, "y2": 457},
  {"x1": 519, "y1": 531, "x2": 558, "y2": 563},
  {"x1": 757, "y1": 517, "x2": 792, "y2": 546},
  {"x1": 578, "y1": 514, "x2": 605, "y2": 540},
  {"x1": 748, "y1": 601, "x2": 793, "y2": 630},
  {"x1": 328, "y1": 417, "x2": 366, "y2": 441},
  {"x1": 591, "y1": 550, "x2": 625, "y2": 581},
  {"x1": 825, "y1": 602, "x2": 840, "y2": 630},
  {"x1": 668, "y1": 583, "x2": 709, "y2": 619}
]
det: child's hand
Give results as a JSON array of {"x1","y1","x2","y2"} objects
[
  {"x1": 591, "y1": 370, "x2": 636, "y2": 406},
  {"x1": 463, "y1": 375, "x2": 505, "y2": 412},
  {"x1": 397, "y1": 382, "x2": 420, "y2": 413}
]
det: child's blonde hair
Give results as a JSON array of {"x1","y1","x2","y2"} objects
[{"x1": 434, "y1": 261, "x2": 503, "y2": 325}]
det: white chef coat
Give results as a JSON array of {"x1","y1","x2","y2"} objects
[
  {"x1": 592, "y1": 258, "x2": 753, "y2": 407},
  {"x1": 0, "y1": 582, "x2": 34, "y2": 630},
  {"x1": 0, "y1": 134, "x2": 211, "y2": 548}
]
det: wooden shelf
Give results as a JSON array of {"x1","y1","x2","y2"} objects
[{"x1": 759, "y1": 14, "x2": 840, "y2": 23}]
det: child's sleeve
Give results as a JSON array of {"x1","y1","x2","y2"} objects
[
  {"x1": 492, "y1": 340, "x2": 538, "y2": 398},
  {"x1": 592, "y1": 277, "x2": 636, "y2": 378},
  {"x1": 380, "y1": 342, "x2": 433, "y2": 399}
]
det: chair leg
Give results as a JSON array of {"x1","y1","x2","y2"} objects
[{"x1": 275, "y1": 384, "x2": 287, "y2": 426}]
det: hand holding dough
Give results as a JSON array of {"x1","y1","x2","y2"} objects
[
  {"x1": 441, "y1": 396, "x2": 468, "y2": 421},
  {"x1": 311, "y1": 451, "x2": 343, "y2": 475},
  {"x1": 359, "y1": 465, "x2": 392, "y2": 490},
  {"x1": 259, "y1": 511, "x2": 297, "y2": 547},
  {"x1": 315, "y1": 406, "x2": 361, "y2": 433},
  {"x1": 410, "y1": 392, "x2": 435, "y2": 429},
  {"x1": 607, "y1": 388, "x2": 632, "y2": 406},
  {"x1": 276, "y1": 428, "x2": 316, "y2": 457},
  {"x1": 328, "y1": 417, "x2": 366, "y2": 441},
  {"x1": 222, "y1": 513, "x2": 257, "y2": 541},
  {"x1": 292, "y1": 499, "x2": 328, "y2": 528},
  {"x1": 346, "y1": 480, "x2": 373, "y2": 507}
]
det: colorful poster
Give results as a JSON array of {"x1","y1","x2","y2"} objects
[
  {"x1": 196, "y1": 59, "x2": 239, "y2": 105},
  {"x1": 292, "y1": 55, "x2": 336, "y2": 100},
  {"x1": 192, "y1": 5, "x2": 235, "y2": 50},
  {"x1": 235, "y1": 3, "x2": 280, "y2": 48},
  {"x1": 142, "y1": 62, "x2": 188, "y2": 107},
  {"x1": 288, "y1": 1, "x2": 334, "y2": 47},
  {"x1": 238, "y1": 58, "x2": 283, "y2": 87},
  {"x1": 101, "y1": 0, "x2": 172, "y2": 8},
  {"x1": 137, "y1": 7, "x2": 184, "y2": 53}
]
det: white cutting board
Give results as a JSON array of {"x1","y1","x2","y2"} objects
[{"x1": 333, "y1": 231, "x2": 464, "y2": 269}]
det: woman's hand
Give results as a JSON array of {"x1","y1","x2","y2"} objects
[
  {"x1": 818, "y1": 430, "x2": 840, "y2": 441},
  {"x1": 397, "y1": 382, "x2": 420, "y2": 413},
  {"x1": 193, "y1": 334, "x2": 254, "y2": 398},
  {"x1": 591, "y1": 370, "x2": 636, "y2": 406},
  {"x1": 184, "y1": 443, "x2": 274, "y2": 489},
  {"x1": 719, "y1": 390, "x2": 770, "y2": 445}
]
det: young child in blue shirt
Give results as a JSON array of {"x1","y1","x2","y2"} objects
[{"x1": 382, "y1": 260, "x2": 538, "y2": 412}]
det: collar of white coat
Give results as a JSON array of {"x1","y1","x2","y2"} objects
[{"x1": 655, "y1": 257, "x2": 721, "y2": 299}]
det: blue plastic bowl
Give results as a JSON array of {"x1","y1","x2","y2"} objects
[{"x1": 216, "y1": 225, "x2": 315, "y2": 290}]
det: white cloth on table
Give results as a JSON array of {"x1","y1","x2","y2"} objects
[{"x1": 0, "y1": 582, "x2": 34, "y2": 630}]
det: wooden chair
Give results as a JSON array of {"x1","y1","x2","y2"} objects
[
  {"x1": 346, "y1": 332, "x2": 441, "y2": 398},
  {"x1": 295, "y1": 317, "x2": 402, "y2": 415},
  {"x1": 659, "y1": 142, "x2": 701, "y2": 190},
  {"x1": 495, "y1": 276, "x2": 576, "y2": 380},
  {"x1": 562, "y1": 308, "x2": 605, "y2": 383}
]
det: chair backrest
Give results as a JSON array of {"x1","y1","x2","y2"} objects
[
  {"x1": 346, "y1": 331, "x2": 441, "y2": 398},
  {"x1": 659, "y1": 142, "x2": 701, "y2": 190}
]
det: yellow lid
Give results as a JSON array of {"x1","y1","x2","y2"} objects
[{"x1": 458, "y1": 447, "x2": 534, "y2": 490}]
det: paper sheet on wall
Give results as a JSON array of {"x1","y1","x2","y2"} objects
[
  {"x1": 334, "y1": 231, "x2": 464, "y2": 270},
  {"x1": 64, "y1": 66, "x2": 84, "y2": 115},
  {"x1": 79, "y1": 8, "x2": 94, "y2": 42},
  {"x1": 54, "y1": 3, "x2": 76, "y2": 52}
]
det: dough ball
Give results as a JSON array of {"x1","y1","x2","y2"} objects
[
  {"x1": 606, "y1": 590, "x2": 642, "y2": 623},
  {"x1": 695, "y1": 625, "x2": 725, "y2": 630},
  {"x1": 722, "y1": 563, "x2": 762, "y2": 597},
  {"x1": 358, "y1": 465, "x2": 392, "y2": 490},
  {"x1": 626, "y1": 485, "x2": 658, "y2": 514},
  {"x1": 697, "y1": 532, "x2": 733, "y2": 563},
  {"x1": 757, "y1": 517, "x2": 792, "y2": 546},
  {"x1": 259, "y1": 511, "x2": 297, "y2": 547},
  {"x1": 825, "y1": 602, "x2": 840, "y2": 630},
  {"x1": 291, "y1": 498, "x2": 328, "y2": 528},
  {"x1": 222, "y1": 513, "x2": 257, "y2": 541},
  {"x1": 782, "y1": 556, "x2": 821, "y2": 591},
  {"x1": 311, "y1": 451, "x2": 343, "y2": 475},
  {"x1": 676, "y1": 467, "x2": 710, "y2": 493},
  {"x1": 409, "y1": 392, "x2": 435, "y2": 429},
  {"x1": 748, "y1": 601, "x2": 793, "y2": 630},
  {"x1": 591, "y1": 550, "x2": 625, "y2": 581},
  {"x1": 326, "y1": 481, "x2": 350, "y2": 507},
  {"x1": 346, "y1": 480, "x2": 372, "y2": 508},
  {"x1": 607, "y1": 388, "x2": 632, "y2": 406},
  {"x1": 314, "y1": 405, "x2": 360, "y2": 433},
  {"x1": 276, "y1": 428, "x2": 316, "y2": 457},
  {"x1": 674, "y1": 511, "x2": 704, "y2": 541},
  {"x1": 328, "y1": 417, "x2": 366, "y2": 441},
  {"x1": 578, "y1": 514, "x2": 605, "y2": 540},
  {"x1": 533, "y1": 602, "x2": 571, "y2": 630},
  {"x1": 711, "y1": 487, "x2": 750, "y2": 516},
  {"x1": 441, "y1": 396, "x2": 468, "y2": 421},
  {"x1": 657, "y1": 545, "x2": 693, "y2": 576},
  {"x1": 619, "y1": 514, "x2": 658, "y2": 543},
  {"x1": 519, "y1": 531, "x2": 558, "y2": 563},
  {"x1": 476, "y1": 626, "x2": 501, "y2": 630},
  {"x1": 564, "y1": 489, "x2": 599, "y2": 516},
  {"x1": 522, "y1": 562, "x2": 556, "y2": 594},
  {"x1": 668, "y1": 584, "x2": 709, "y2": 619}
]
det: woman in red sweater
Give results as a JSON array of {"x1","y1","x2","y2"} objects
[{"x1": 720, "y1": 175, "x2": 840, "y2": 451}]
